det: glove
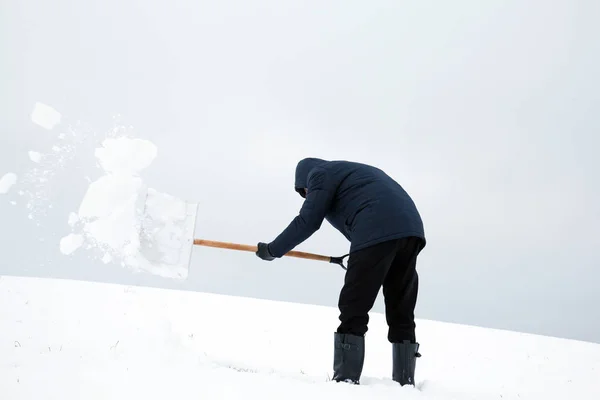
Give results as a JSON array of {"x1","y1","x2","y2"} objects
[{"x1": 256, "y1": 242, "x2": 275, "y2": 261}]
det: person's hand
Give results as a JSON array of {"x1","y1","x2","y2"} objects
[{"x1": 256, "y1": 242, "x2": 276, "y2": 261}]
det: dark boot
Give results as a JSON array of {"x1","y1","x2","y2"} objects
[
  {"x1": 392, "y1": 340, "x2": 421, "y2": 386},
  {"x1": 332, "y1": 332, "x2": 365, "y2": 384}
]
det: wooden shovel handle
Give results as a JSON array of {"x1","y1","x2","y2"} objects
[{"x1": 193, "y1": 239, "x2": 331, "y2": 262}]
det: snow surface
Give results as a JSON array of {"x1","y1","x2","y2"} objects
[
  {"x1": 0, "y1": 173, "x2": 18, "y2": 194},
  {"x1": 30, "y1": 102, "x2": 61, "y2": 129},
  {"x1": 1, "y1": 275, "x2": 599, "y2": 400}
]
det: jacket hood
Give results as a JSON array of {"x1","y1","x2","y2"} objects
[{"x1": 294, "y1": 157, "x2": 328, "y2": 197}]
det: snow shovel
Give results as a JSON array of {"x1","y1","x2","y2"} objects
[
  {"x1": 136, "y1": 189, "x2": 348, "y2": 281},
  {"x1": 193, "y1": 239, "x2": 349, "y2": 269}
]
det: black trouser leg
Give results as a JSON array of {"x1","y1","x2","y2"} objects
[
  {"x1": 337, "y1": 239, "x2": 400, "y2": 336},
  {"x1": 382, "y1": 236, "x2": 422, "y2": 343},
  {"x1": 383, "y1": 236, "x2": 424, "y2": 386},
  {"x1": 335, "y1": 236, "x2": 424, "y2": 385},
  {"x1": 333, "y1": 239, "x2": 399, "y2": 383}
]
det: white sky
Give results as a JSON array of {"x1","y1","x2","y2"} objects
[{"x1": 1, "y1": 0, "x2": 599, "y2": 343}]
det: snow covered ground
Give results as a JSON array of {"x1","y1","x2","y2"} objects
[{"x1": 1, "y1": 275, "x2": 599, "y2": 400}]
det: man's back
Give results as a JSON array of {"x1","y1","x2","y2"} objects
[{"x1": 292, "y1": 158, "x2": 425, "y2": 254}]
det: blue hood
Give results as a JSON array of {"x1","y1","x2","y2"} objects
[{"x1": 294, "y1": 157, "x2": 328, "y2": 197}]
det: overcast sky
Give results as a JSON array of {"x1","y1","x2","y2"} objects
[{"x1": 1, "y1": 0, "x2": 599, "y2": 344}]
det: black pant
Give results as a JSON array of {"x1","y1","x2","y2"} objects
[{"x1": 337, "y1": 236, "x2": 424, "y2": 343}]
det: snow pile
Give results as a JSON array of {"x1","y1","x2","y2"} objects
[
  {"x1": 0, "y1": 173, "x2": 18, "y2": 194},
  {"x1": 1, "y1": 275, "x2": 599, "y2": 400},
  {"x1": 60, "y1": 137, "x2": 197, "y2": 279}
]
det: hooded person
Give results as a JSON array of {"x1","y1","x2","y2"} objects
[{"x1": 256, "y1": 157, "x2": 426, "y2": 386}]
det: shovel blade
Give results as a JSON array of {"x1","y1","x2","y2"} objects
[{"x1": 134, "y1": 188, "x2": 198, "y2": 280}]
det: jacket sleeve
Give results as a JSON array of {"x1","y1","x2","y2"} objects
[{"x1": 268, "y1": 167, "x2": 335, "y2": 257}]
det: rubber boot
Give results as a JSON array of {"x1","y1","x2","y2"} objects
[
  {"x1": 392, "y1": 340, "x2": 421, "y2": 386},
  {"x1": 332, "y1": 332, "x2": 365, "y2": 384}
]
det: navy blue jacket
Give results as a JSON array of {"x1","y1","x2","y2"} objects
[{"x1": 268, "y1": 158, "x2": 425, "y2": 257}]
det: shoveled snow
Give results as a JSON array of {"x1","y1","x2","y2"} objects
[
  {"x1": 94, "y1": 136, "x2": 157, "y2": 175},
  {"x1": 1, "y1": 275, "x2": 599, "y2": 400},
  {"x1": 67, "y1": 212, "x2": 79, "y2": 227},
  {"x1": 0, "y1": 173, "x2": 18, "y2": 194},
  {"x1": 60, "y1": 137, "x2": 153, "y2": 263},
  {"x1": 60, "y1": 136, "x2": 197, "y2": 279},
  {"x1": 31, "y1": 102, "x2": 61, "y2": 129},
  {"x1": 76, "y1": 173, "x2": 146, "y2": 250}
]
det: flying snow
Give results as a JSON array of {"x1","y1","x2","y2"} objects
[
  {"x1": 28, "y1": 151, "x2": 43, "y2": 163},
  {"x1": 60, "y1": 136, "x2": 197, "y2": 280},
  {"x1": 61, "y1": 137, "x2": 156, "y2": 262},
  {"x1": 31, "y1": 102, "x2": 62, "y2": 130},
  {"x1": 9, "y1": 101, "x2": 196, "y2": 279},
  {"x1": 59, "y1": 233, "x2": 85, "y2": 255},
  {"x1": 0, "y1": 173, "x2": 18, "y2": 194}
]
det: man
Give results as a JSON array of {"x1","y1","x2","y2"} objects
[{"x1": 255, "y1": 157, "x2": 425, "y2": 386}]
